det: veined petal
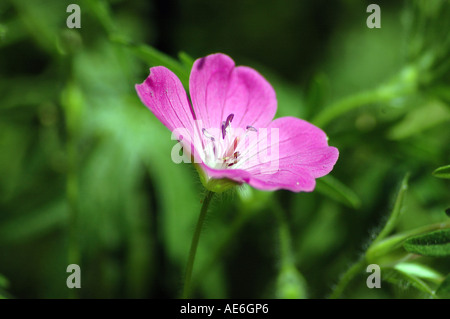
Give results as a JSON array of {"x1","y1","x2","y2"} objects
[
  {"x1": 189, "y1": 53, "x2": 277, "y2": 133},
  {"x1": 238, "y1": 117, "x2": 339, "y2": 192},
  {"x1": 136, "y1": 66, "x2": 199, "y2": 153},
  {"x1": 199, "y1": 163, "x2": 251, "y2": 184},
  {"x1": 249, "y1": 167, "x2": 317, "y2": 192}
]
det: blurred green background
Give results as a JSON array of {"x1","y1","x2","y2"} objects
[{"x1": 0, "y1": 0, "x2": 449, "y2": 299}]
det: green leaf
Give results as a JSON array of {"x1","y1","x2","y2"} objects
[
  {"x1": 311, "y1": 65, "x2": 418, "y2": 127},
  {"x1": 85, "y1": 0, "x2": 191, "y2": 86},
  {"x1": 371, "y1": 173, "x2": 409, "y2": 245},
  {"x1": 387, "y1": 100, "x2": 450, "y2": 140},
  {"x1": 0, "y1": 77, "x2": 58, "y2": 109},
  {"x1": 11, "y1": 0, "x2": 62, "y2": 53},
  {"x1": 403, "y1": 229, "x2": 450, "y2": 257},
  {"x1": 84, "y1": 0, "x2": 117, "y2": 36},
  {"x1": 384, "y1": 268, "x2": 437, "y2": 298},
  {"x1": 315, "y1": 175, "x2": 361, "y2": 209},
  {"x1": 115, "y1": 38, "x2": 190, "y2": 87},
  {"x1": 432, "y1": 164, "x2": 450, "y2": 179},
  {"x1": 306, "y1": 73, "x2": 329, "y2": 119},
  {"x1": 311, "y1": 89, "x2": 383, "y2": 128},
  {"x1": 0, "y1": 200, "x2": 68, "y2": 243},
  {"x1": 394, "y1": 263, "x2": 443, "y2": 283},
  {"x1": 367, "y1": 222, "x2": 450, "y2": 262},
  {"x1": 178, "y1": 51, "x2": 195, "y2": 70},
  {"x1": 437, "y1": 275, "x2": 450, "y2": 299}
]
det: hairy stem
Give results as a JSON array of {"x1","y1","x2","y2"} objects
[{"x1": 329, "y1": 256, "x2": 366, "y2": 299}]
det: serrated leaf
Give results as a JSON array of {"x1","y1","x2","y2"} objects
[
  {"x1": 437, "y1": 275, "x2": 450, "y2": 299},
  {"x1": 315, "y1": 175, "x2": 361, "y2": 209},
  {"x1": 433, "y1": 164, "x2": 450, "y2": 179},
  {"x1": 367, "y1": 222, "x2": 450, "y2": 262},
  {"x1": 403, "y1": 229, "x2": 450, "y2": 257}
]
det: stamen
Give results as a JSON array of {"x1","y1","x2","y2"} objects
[
  {"x1": 246, "y1": 125, "x2": 258, "y2": 132},
  {"x1": 225, "y1": 114, "x2": 234, "y2": 127},
  {"x1": 226, "y1": 152, "x2": 239, "y2": 167},
  {"x1": 221, "y1": 121, "x2": 226, "y2": 139},
  {"x1": 222, "y1": 114, "x2": 234, "y2": 139},
  {"x1": 203, "y1": 117, "x2": 258, "y2": 170},
  {"x1": 202, "y1": 128, "x2": 215, "y2": 141},
  {"x1": 233, "y1": 137, "x2": 239, "y2": 150}
]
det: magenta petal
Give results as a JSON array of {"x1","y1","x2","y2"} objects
[
  {"x1": 199, "y1": 163, "x2": 252, "y2": 184},
  {"x1": 249, "y1": 167, "x2": 317, "y2": 192},
  {"x1": 189, "y1": 53, "x2": 277, "y2": 132},
  {"x1": 241, "y1": 117, "x2": 339, "y2": 192},
  {"x1": 136, "y1": 66, "x2": 196, "y2": 141}
]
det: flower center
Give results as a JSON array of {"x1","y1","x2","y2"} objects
[{"x1": 201, "y1": 113, "x2": 258, "y2": 169}]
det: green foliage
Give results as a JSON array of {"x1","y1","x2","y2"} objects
[
  {"x1": 393, "y1": 262, "x2": 443, "y2": 283},
  {"x1": 437, "y1": 275, "x2": 450, "y2": 299},
  {"x1": 433, "y1": 165, "x2": 450, "y2": 179},
  {"x1": 315, "y1": 175, "x2": 361, "y2": 209},
  {"x1": 276, "y1": 264, "x2": 307, "y2": 299},
  {"x1": 404, "y1": 230, "x2": 450, "y2": 257},
  {"x1": 383, "y1": 268, "x2": 437, "y2": 298},
  {"x1": 0, "y1": 274, "x2": 11, "y2": 299},
  {"x1": 372, "y1": 173, "x2": 410, "y2": 245}
]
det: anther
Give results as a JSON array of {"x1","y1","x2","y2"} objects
[
  {"x1": 225, "y1": 114, "x2": 234, "y2": 127},
  {"x1": 222, "y1": 114, "x2": 235, "y2": 139},
  {"x1": 221, "y1": 121, "x2": 226, "y2": 139},
  {"x1": 246, "y1": 125, "x2": 258, "y2": 132},
  {"x1": 202, "y1": 128, "x2": 215, "y2": 141}
]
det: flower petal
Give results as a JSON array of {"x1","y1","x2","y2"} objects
[
  {"x1": 189, "y1": 53, "x2": 277, "y2": 134},
  {"x1": 249, "y1": 167, "x2": 317, "y2": 192},
  {"x1": 199, "y1": 163, "x2": 252, "y2": 185},
  {"x1": 238, "y1": 117, "x2": 339, "y2": 192},
  {"x1": 136, "y1": 66, "x2": 200, "y2": 154}
]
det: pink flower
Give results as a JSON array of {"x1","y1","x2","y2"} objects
[{"x1": 136, "y1": 53, "x2": 338, "y2": 192}]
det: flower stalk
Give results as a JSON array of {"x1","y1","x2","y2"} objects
[{"x1": 182, "y1": 191, "x2": 215, "y2": 298}]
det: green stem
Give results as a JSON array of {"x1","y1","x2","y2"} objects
[
  {"x1": 330, "y1": 221, "x2": 450, "y2": 299},
  {"x1": 329, "y1": 256, "x2": 366, "y2": 299},
  {"x1": 193, "y1": 208, "x2": 253, "y2": 289},
  {"x1": 271, "y1": 201, "x2": 294, "y2": 266},
  {"x1": 182, "y1": 191, "x2": 214, "y2": 298}
]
